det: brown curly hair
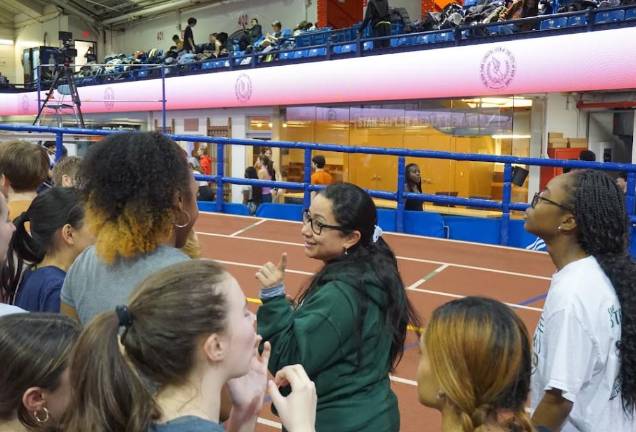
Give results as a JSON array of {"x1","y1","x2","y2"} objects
[{"x1": 79, "y1": 132, "x2": 191, "y2": 263}]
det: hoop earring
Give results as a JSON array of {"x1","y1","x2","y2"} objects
[
  {"x1": 33, "y1": 407, "x2": 50, "y2": 424},
  {"x1": 174, "y1": 210, "x2": 191, "y2": 229}
]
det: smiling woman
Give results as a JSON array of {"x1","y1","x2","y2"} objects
[{"x1": 256, "y1": 182, "x2": 421, "y2": 432}]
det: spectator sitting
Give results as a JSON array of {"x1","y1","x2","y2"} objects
[
  {"x1": 310, "y1": 155, "x2": 333, "y2": 185},
  {"x1": 52, "y1": 156, "x2": 81, "y2": 187},
  {"x1": 0, "y1": 141, "x2": 50, "y2": 218},
  {"x1": 249, "y1": 18, "x2": 263, "y2": 44},
  {"x1": 183, "y1": 17, "x2": 197, "y2": 53},
  {"x1": 0, "y1": 313, "x2": 80, "y2": 431},
  {"x1": 172, "y1": 34, "x2": 184, "y2": 51},
  {"x1": 260, "y1": 20, "x2": 284, "y2": 49},
  {"x1": 12, "y1": 188, "x2": 94, "y2": 313}
]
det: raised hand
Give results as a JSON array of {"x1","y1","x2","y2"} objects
[
  {"x1": 268, "y1": 364, "x2": 317, "y2": 432},
  {"x1": 226, "y1": 340, "x2": 271, "y2": 416},
  {"x1": 256, "y1": 253, "x2": 287, "y2": 289}
]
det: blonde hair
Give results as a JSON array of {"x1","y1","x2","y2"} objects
[{"x1": 425, "y1": 297, "x2": 534, "y2": 432}]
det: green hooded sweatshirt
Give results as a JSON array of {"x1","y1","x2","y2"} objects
[{"x1": 257, "y1": 262, "x2": 399, "y2": 432}]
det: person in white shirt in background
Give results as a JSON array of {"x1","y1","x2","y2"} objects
[{"x1": 524, "y1": 169, "x2": 636, "y2": 432}]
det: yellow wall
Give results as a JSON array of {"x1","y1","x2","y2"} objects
[{"x1": 280, "y1": 120, "x2": 508, "y2": 199}]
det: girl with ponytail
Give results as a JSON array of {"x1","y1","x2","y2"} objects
[
  {"x1": 256, "y1": 182, "x2": 421, "y2": 431},
  {"x1": 525, "y1": 169, "x2": 636, "y2": 431},
  {"x1": 63, "y1": 260, "x2": 316, "y2": 432},
  {"x1": 417, "y1": 296, "x2": 534, "y2": 432},
  {"x1": 2, "y1": 187, "x2": 93, "y2": 311}
]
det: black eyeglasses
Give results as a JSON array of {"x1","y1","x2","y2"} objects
[
  {"x1": 303, "y1": 209, "x2": 345, "y2": 235},
  {"x1": 530, "y1": 192, "x2": 574, "y2": 213}
]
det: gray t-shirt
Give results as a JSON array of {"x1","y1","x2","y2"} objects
[
  {"x1": 149, "y1": 416, "x2": 224, "y2": 432},
  {"x1": 61, "y1": 245, "x2": 189, "y2": 324}
]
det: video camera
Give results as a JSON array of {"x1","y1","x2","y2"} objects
[{"x1": 54, "y1": 31, "x2": 78, "y2": 65}]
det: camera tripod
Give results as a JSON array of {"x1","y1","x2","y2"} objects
[{"x1": 33, "y1": 62, "x2": 85, "y2": 128}]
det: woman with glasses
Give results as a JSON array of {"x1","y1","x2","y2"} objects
[
  {"x1": 525, "y1": 170, "x2": 636, "y2": 432},
  {"x1": 255, "y1": 183, "x2": 420, "y2": 432}
]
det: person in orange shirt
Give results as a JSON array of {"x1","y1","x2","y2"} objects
[{"x1": 310, "y1": 155, "x2": 333, "y2": 185}]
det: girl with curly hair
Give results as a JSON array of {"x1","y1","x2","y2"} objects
[
  {"x1": 525, "y1": 170, "x2": 636, "y2": 431},
  {"x1": 60, "y1": 132, "x2": 199, "y2": 325}
]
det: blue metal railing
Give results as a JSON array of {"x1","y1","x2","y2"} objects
[{"x1": 1, "y1": 123, "x2": 635, "y2": 246}]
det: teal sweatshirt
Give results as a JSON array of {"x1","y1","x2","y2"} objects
[{"x1": 257, "y1": 263, "x2": 399, "y2": 432}]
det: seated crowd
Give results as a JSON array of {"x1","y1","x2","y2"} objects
[{"x1": 0, "y1": 132, "x2": 634, "y2": 432}]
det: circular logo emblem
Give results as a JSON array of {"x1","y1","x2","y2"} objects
[
  {"x1": 104, "y1": 87, "x2": 115, "y2": 110},
  {"x1": 235, "y1": 74, "x2": 252, "y2": 103},
  {"x1": 480, "y1": 47, "x2": 516, "y2": 90},
  {"x1": 20, "y1": 95, "x2": 30, "y2": 114}
]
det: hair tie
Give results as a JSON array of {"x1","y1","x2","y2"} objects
[
  {"x1": 115, "y1": 305, "x2": 134, "y2": 328},
  {"x1": 372, "y1": 225, "x2": 383, "y2": 243}
]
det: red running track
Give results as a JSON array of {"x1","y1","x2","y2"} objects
[{"x1": 194, "y1": 212, "x2": 554, "y2": 431}]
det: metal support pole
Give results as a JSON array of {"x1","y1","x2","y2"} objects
[
  {"x1": 55, "y1": 131, "x2": 64, "y2": 162},
  {"x1": 627, "y1": 172, "x2": 636, "y2": 219},
  {"x1": 500, "y1": 163, "x2": 513, "y2": 246},
  {"x1": 396, "y1": 156, "x2": 406, "y2": 233},
  {"x1": 161, "y1": 67, "x2": 167, "y2": 131},
  {"x1": 215, "y1": 142, "x2": 224, "y2": 212},
  {"x1": 303, "y1": 147, "x2": 312, "y2": 209},
  {"x1": 36, "y1": 65, "x2": 42, "y2": 116}
]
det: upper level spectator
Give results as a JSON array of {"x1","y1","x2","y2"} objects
[
  {"x1": 360, "y1": 0, "x2": 391, "y2": 48},
  {"x1": 250, "y1": 18, "x2": 263, "y2": 43},
  {"x1": 172, "y1": 34, "x2": 183, "y2": 51},
  {"x1": 183, "y1": 17, "x2": 197, "y2": 52}
]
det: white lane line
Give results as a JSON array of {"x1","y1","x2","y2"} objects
[
  {"x1": 215, "y1": 259, "x2": 313, "y2": 276},
  {"x1": 407, "y1": 286, "x2": 543, "y2": 312},
  {"x1": 215, "y1": 260, "x2": 543, "y2": 313},
  {"x1": 229, "y1": 219, "x2": 266, "y2": 237},
  {"x1": 407, "y1": 264, "x2": 450, "y2": 289},
  {"x1": 398, "y1": 255, "x2": 551, "y2": 281},
  {"x1": 390, "y1": 375, "x2": 418, "y2": 386},
  {"x1": 198, "y1": 212, "x2": 549, "y2": 255},
  {"x1": 257, "y1": 417, "x2": 282, "y2": 429},
  {"x1": 196, "y1": 231, "x2": 551, "y2": 281}
]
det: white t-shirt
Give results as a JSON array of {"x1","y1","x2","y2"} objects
[
  {"x1": 0, "y1": 303, "x2": 26, "y2": 317},
  {"x1": 530, "y1": 256, "x2": 634, "y2": 431}
]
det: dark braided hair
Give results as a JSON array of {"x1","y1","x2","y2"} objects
[
  {"x1": 563, "y1": 169, "x2": 636, "y2": 413},
  {"x1": 297, "y1": 183, "x2": 421, "y2": 370}
]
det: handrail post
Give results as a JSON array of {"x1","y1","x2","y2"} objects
[
  {"x1": 396, "y1": 156, "x2": 406, "y2": 233},
  {"x1": 215, "y1": 141, "x2": 224, "y2": 212},
  {"x1": 500, "y1": 163, "x2": 513, "y2": 246},
  {"x1": 627, "y1": 172, "x2": 635, "y2": 220},
  {"x1": 55, "y1": 131, "x2": 64, "y2": 162},
  {"x1": 161, "y1": 67, "x2": 167, "y2": 131},
  {"x1": 36, "y1": 65, "x2": 41, "y2": 116},
  {"x1": 303, "y1": 147, "x2": 312, "y2": 209}
]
